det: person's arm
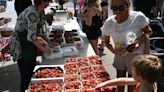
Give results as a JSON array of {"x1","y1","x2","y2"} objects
[
  {"x1": 132, "y1": 25, "x2": 152, "y2": 54},
  {"x1": 85, "y1": 7, "x2": 94, "y2": 26},
  {"x1": 96, "y1": 78, "x2": 137, "y2": 89},
  {"x1": 77, "y1": 5, "x2": 87, "y2": 20},
  {"x1": 142, "y1": 25, "x2": 153, "y2": 54},
  {"x1": 104, "y1": 35, "x2": 115, "y2": 53}
]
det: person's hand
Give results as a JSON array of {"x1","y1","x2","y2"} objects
[
  {"x1": 95, "y1": 83, "x2": 106, "y2": 91},
  {"x1": 95, "y1": 86, "x2": 101, "y2": 92},
  {"x1": 131, "y1": 43, "x2": 140, "y2": 51},
  {"x1": 126, "y1": 43, "x2": 140, "y2": 53}
]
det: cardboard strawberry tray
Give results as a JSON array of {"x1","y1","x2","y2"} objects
[
  {"x1": 89, "y1": 58, "x2": 103, "y2": 65},
  {"x1": 80, "y1": 72, "x2": 95, "y2": 80},
  {"x1": 88, "y1": 55, "x2": 103, "y2": 65},
  {"x1": 64, "y1": 74, "x2": 80, "y2": 82},
  {"x1": 32, "y1": 65, "x2": 64, "y2": 79},
  {"x1": 64, "y1": 81, "x2": 82, "y2": 92},
  {"x1": 81, "y1": 79, "x2": 97, "y2": 92},
  {"x1": 79, "y1": 66, "x2": 93, "y2": 74},
  {"x1": 78, "y1": 61, "x2": 90, "y2": 68},
  {"x1": 96, "y1": 78, "x2": 114, "y2": 92},
  {"x1": 64, "y1": 62, "x2": 78, "y2": 70},
  {"x1": 64, "y1": 31, "x2": 79, "y2": 37},
  {"x1": 65, "y1": 57, "x2": 77, "y2": 63},
  {"x1": 64, "y1": 68, "x2": 79, "y2": 75},
  {"x1": 63, "y1": 30, "x2": 84, "y2": 49},
  {"x1": 76, "y1": 56, "x2": 89, "y2": 62},
  {"x1": 28, "y1": 78, "x2": 64, "y2": 92},
  {"x1": 92, "y1": 65, "x2": 106, "y2": 72},
  {"x1": 88, "y1": 55, "x2": 101, "y2": 61},
  {"x1": 48, "y1": 32, "x2": 65, "y2": 46},
  {"x1": 94, "y1": 71, "x2": 110, "y2": 79}
]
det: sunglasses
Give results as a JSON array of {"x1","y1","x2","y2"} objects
[{"x1": 111, "y1": 4, "x2": 127, "y2": 12}]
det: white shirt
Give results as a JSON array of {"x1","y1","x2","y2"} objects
[{"x1": 101, "y1": 11, "x2": 149, "y2": 54}]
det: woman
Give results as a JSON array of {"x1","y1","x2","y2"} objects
[
  {"x1": 101, "y1": 0, "x2": 152, "y2": 91},
  {"x1": 9, "y1": 0, "x2": 53, "y2": 91},
  {"x1": 83, "y1": 0, "x2": 102, "y2": 55}
]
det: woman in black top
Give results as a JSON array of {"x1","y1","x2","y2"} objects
[
  {"x1": 14, "y1": 0, "x2": 32, "y2": 16},
  {"x1": 83, "y1": 0, "x2": 102, "y2": 55}
]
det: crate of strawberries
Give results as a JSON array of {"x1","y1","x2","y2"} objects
[
  {"x1": 28, "y1": 78, "x2": 64, "y2": 92},
  {"x1": 32, "y1": 65, "x2": 64, "y2": 79}
]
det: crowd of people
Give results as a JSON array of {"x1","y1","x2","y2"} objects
[
  {"x1": 77, "y1": 0, "x2": 163, "y2": 92},
  {"x1": 8, "y1": 0, "x2": 164, "y2": 92}
]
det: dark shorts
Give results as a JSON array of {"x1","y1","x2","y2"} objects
[{"x1": 85, "y1": 29, "x2": 101, "y2": 40}]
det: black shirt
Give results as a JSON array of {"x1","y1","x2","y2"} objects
[{"x1": 14, "y1": 0, "x2": 32, "y2": 16}]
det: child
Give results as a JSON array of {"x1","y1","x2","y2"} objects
[{"x1": 96, "y1": 54, "x2": 163, "y2": 92}]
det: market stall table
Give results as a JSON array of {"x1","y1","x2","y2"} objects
[
  {"x1": 28, "y1": 16, "x2": 117, "y2": 91},
  {"x1": 41, "y1": 19, "x2": 96, "y2": 65}
]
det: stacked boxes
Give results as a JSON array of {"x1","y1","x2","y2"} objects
[{"x1": 28, "y1": 55, "x2": 114, "y2": 92}]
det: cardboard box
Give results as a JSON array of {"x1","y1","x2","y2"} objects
[{"x1": 32, "y1": 65, "x2": 64, "y2": 79}]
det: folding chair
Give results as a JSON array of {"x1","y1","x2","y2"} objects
[{"x1": 149, "y1": 37, "x2": 164, "y2": 92}]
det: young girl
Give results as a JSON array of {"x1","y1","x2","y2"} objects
[{"x1": 96, "y1": 54, "x2": 163, "y2": 92}]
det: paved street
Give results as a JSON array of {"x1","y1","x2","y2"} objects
[{"x1": 0, "y1": 1, "x2": 116, "y2": 92}]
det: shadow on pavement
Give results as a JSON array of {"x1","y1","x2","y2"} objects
[{"x1": 0, "y1": 63, "x2": 20, "y2": 92}]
